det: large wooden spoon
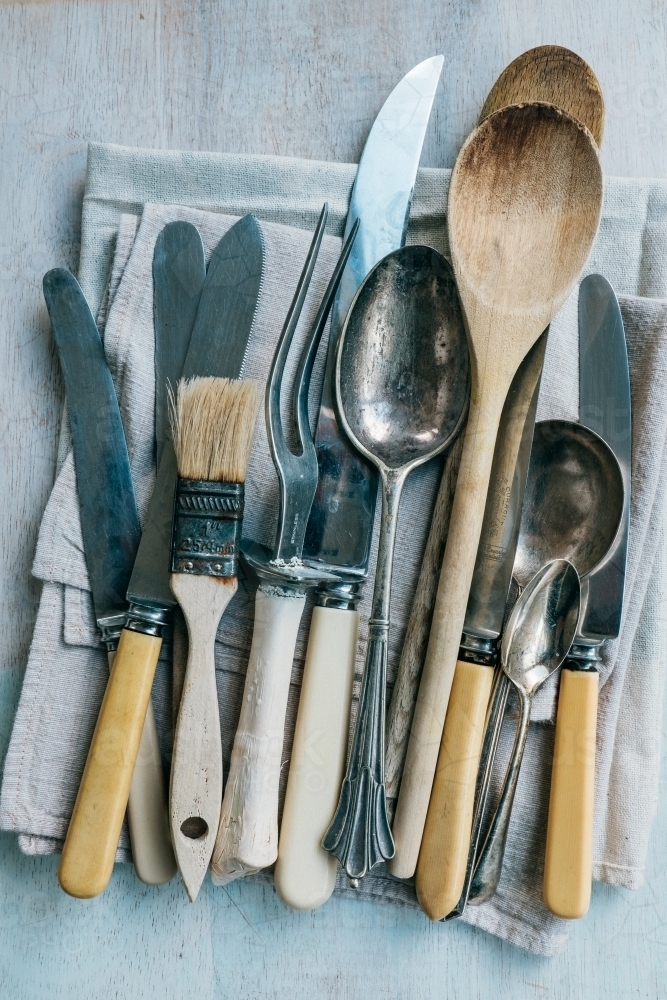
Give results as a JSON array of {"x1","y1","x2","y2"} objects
[
  {"x1": 391, "y1": 103, "x2": 602, "y2": 913},
  {"x1": 384, "y1": 47, "x2": 604, "y2": 812}
]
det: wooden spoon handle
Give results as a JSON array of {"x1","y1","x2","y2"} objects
[
  {"x1": 109, "y1": 652, "x2": 176, "y2": 888},
  {"x1": 390, "y1": 389, "x2": 505, "y2": 879},
  {"x1": 169, "y1": 573, "x2": 238, "y2": 901},
  {"x1": 58, "y1": 628, "x2": 162, "y2": 898},
  {"x1": 275, "y1": 605, "x2": 358, "y2": 910},
  {"x1": 415, "y1": 659, "x2": 494, "y2": 919},
  {"x1": 211, "y1": 587, "x2": 306, "y2": 885},
  {"x1": 544, "y1": 666, "x2": 598, "y2": 919}
]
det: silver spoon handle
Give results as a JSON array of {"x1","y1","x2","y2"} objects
[
  {"x1": 469, "y1": 685, "x2": 531, "y2": 903},
  {"x1": 323, "y1": 474, "x2": 403, "y2": 880},
  {"x1": 450, "y1": 668, "x2": 511, "y2": 915}
]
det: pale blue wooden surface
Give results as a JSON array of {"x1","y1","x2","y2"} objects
[{"x1": 1, "y1": 1, "x2": 666, "y2": 996}]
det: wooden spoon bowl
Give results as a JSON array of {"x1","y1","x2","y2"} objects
[{"x1": 481, "y1": 45, "x2": 605, "y2": 146}]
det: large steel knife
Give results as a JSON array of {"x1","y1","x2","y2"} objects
[
  {"x1": 273, "y1": 57, "x2": 444, "y2": 910},
  {"x1": 543, "y1": 273, "x2": 631, "y2": 919},
  {"x1": 43, "y1": 268, "x2": 179, "y2": 887},
  {"x1": 57, "y1": 215, "x2": 264, "y2": 899}
]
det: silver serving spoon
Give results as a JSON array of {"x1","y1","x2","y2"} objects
[
  {"x1": 467, "y1": 558, "x2": 581, "y2": 902},
  {"x1": 322, "y1": 244, "x2": 470, "y2": 880},
  {"x1": 470, "y1": 420, "x2": 623, "y2": 904}
]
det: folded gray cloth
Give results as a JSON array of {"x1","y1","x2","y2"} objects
[{"x1": 2, "y1": 143, "x2": 667, "y2": 958}]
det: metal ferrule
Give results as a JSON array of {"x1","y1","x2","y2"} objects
[
  {"x1": 125, "y1": 601, "x2": 172, "y2": 637},
  {"x1": 314, "y1": 579, "x2": 362, "y2": 610},
  {"x1": 564, "y1": 638, "x2": 603, "y2": 671},
  {"x1": 96, "y1": 612, "x2": 128, "y2": 652},
  {"x1": 170, "y1": 478, "x2": 244, "y2": 577},
  {"x1": 459, "y1": 631, "x2": 498, "y2": 666}
]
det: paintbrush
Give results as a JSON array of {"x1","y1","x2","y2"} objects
[{"x1": 169, "y1": 375, "x2": 260, "y2": 901}]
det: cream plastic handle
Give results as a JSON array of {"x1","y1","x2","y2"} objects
[
  {"x1": 58, "y1": 628, "x2": 162, "y2": 898},
  {"x1": 108, "y1": 651, "x2": 176, "y2": 887},
  {"x1": 211, "y1": 587, "x2": 306, "y2": 885},
  {"x1": 275, "y1": 605, "x2": 358, "y2": 909},
  {"x1": 169, "y1": 573, "x2": 238, "y2": 901},
  {"x1": 416, "y1": 659, "x2": 494, "y2": 919},
  {"x1": 544, "y1": 667, "x2": 598, "y2": 919}
]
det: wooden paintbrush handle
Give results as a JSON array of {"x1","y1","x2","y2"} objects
[
  {"x1": 169, "y1": 573, "x2": 238, "y2": 901},
  {"x1": 58, "y1": 628, "x2": 162, "y2": 898},
  {"x1": 544, "y1": 666, "x2": 598, "y2": 919},
  {"x1": 390, "y1": 389, "x2": 504, "y2": 879},
  {"x1": 211, "y1": 587, "x2": 306, "y2": 885},
  {"x1": 275, "y1": 605, "x2": 358, "y2": 910},
  {"x1": 416, "y1": 660, "x2": 494, "y2": 919},
  {"x1": 107, "y1": 651, "x2": 176, "y2": 887}
]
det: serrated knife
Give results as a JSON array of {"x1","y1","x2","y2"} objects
[
  {"x1": 57, "y1": 214, "x2": 264, "y2": 899},
  {"x1": 43, "y1": 268, "x2": 179, "y2": 887},
  {"x1": 543, "y1": 273, "x2": 631, "y2": 919},
  {"x1": 275, "y1": 56, "x2": 444, "y2": 910}
]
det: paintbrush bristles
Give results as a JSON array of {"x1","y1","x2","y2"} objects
[{"x1": 171, "y1": 376, "x2": 260, "y2": 483}]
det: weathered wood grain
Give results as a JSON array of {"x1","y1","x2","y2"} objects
[{"x1": 0, "y1": 0, "x2": 666, "y2": 995}]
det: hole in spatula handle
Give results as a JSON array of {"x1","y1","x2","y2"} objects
[{"x1": 181, "y1": 817, "x2": 208, "y2": 839}]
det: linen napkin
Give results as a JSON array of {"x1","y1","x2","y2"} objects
[{"x1": 2, "y1": 144, "x2": 667, "y2": 958}]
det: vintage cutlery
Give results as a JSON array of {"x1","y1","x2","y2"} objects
[
  {"x1": 169, "y1": 376, "x2": 260, "y2": 901},
  {"x1": 400, "y1": 102, "x2": 603, "y2": 913},
  {"x1": 322, "y1": 245, "x2": 469, "y2": 880},
  {"x1": 57, "y1": 216, "x2": 264, "y2": 898},
  {"x1": 43, "y1": 268, "x2": 178, "y2": 887},
  {"x1": 212, "y1": 207, "x2": 357, "y2": 886},
  {"x1": 470, "y1": 419, "x2": 624, "y2": 904},
  {"x1": 418, "y1": 559, "x2": 581, "y2": 915},
  {"x1": 544, "y1": 276, "x2": 631, "y2": 918},
  {"x1": 272, "y1": 56, "x2": 443, "y2": 911},
  {"x1": 385, "y1": 47, "x2": 605, "y2": 822}
]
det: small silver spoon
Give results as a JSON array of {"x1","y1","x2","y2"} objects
[
  {"x1": 322, "y1": 244, "x2": 470, "y2": 880},
  {"x1": 468, "y1": 558, "x2": 580, "y2": 903},
  {"x1": 469, "y1": 420, "x2": 623, "y2": 904}
]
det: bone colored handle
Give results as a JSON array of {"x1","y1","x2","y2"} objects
[
  {"x1": 544, "y1": 667, "x2": 598, "y2": 919},
  {"x1": 211, "y1": 587, "x2": 306, "y2": 886},
  {"x1": 169, "y1": 573, "x2": 238, "y2": 901},
  {"x1": 390, "y1": 389, "x2": 504, "y2": 879},
  {"x1": 275, "y1": 605, "x2": 358, "y2": 909},
  {"x1": 107, "y1": 651, "x2": 176, "y2": 887},
  {"x1": 58, "y1": 628, "x2": 162, "y2": 898},
  {"x1": 415, "y1": 659, "x2": 494, "y2": 919}
]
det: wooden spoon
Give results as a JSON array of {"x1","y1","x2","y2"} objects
[
  {"x1": 391, "y1": 103, "x2": 602, "y2": 916},
  {"x1": 384, "y1": 48, "x2": 605, "y2": 813},
  {"x1": 481, "y1": 45, "x2": 605, "y2": 146}
]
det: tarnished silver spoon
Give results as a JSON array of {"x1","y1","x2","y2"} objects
[
  {"x1": 322, "y1": 244, "x2": 470, "y2": 880},
  {"x1": 468, "y1": 559, "x2": 581, "y2": 902}
]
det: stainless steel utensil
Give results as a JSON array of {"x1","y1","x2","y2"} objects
[
  {"x1": 322, "y1": 245, "x2": 469, "y2": 880},
  {"x1": 469, "y1": 419, "x2": 624, "y2": 904},
  {"x1": 457, "y1": 559, "x2": 581, "y2": 907}
]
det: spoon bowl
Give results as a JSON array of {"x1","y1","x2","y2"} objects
[
  {"x1": 336, "y1": 245, "x2": 469, "y2": 475},
  {"x1": 502, "y1": 558, "x2": 581, "y2": 696},
  {"x1": 514, "y1": 420, "x2": 624, "y2": 588}
]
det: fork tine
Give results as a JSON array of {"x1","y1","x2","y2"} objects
[
  {"x1": 266, "y1": 203, "x2": 328, "y2": 468},
  {"x1": 293, "y1": 218, "x2": 360, "y2": 459}
]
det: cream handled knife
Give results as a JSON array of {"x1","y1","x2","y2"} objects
[{"x1": 44, "y1": 268, "x2": 178, "y2": 889}]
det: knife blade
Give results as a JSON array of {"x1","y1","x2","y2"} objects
[
  {"x1": 57, "y1": 215, "x2": 264, "y2": 899},
  {"x1": 544, "y1": 273, "x2": 631, "y2": 919},
  {"x1": 272, "y1": 57, "x2": 443, "y2": 911},
  {"x1": 43, "y1": 268, "x2": 177, "y2": 887}
]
